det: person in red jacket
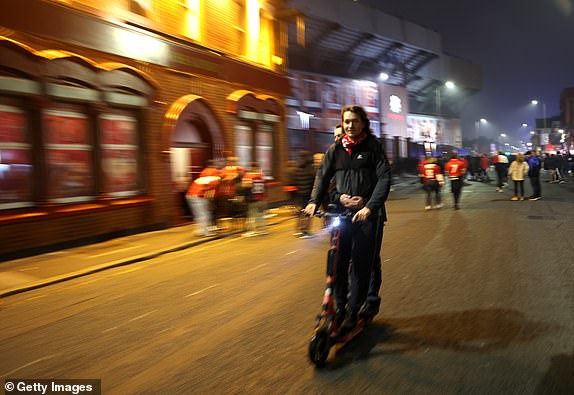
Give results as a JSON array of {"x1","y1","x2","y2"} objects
[
  {"x1": 219, "y1": 156, "x2": 246, "y2": 220},
  {"x1": 479, "y1": 154, "x2": 490, "y2": 182},
  {"x1": 186, "y1": 160, "x2": 221, "y2": 237},
  {"x1": 445, "y1": 153, "x2": 467, "y2": 209},
  {"x1": 420, "y1": 157, "x2": 444, "y2": 210}
]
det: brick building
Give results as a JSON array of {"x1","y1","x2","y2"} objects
[{"x1": 0, "y1": 0, "x2": 289, "y2": 259}]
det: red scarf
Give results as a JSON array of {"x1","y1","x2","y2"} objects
[{"x1": 341, "y1": 132, "x2": 367, "y2": 155}]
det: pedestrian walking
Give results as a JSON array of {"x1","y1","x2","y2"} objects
[
  {"x1": 546, "y1": 154, "x2": 560, "y2": 183},
  {"x1": 468, "y1": 153, "x2": 480, "y2": 181},
  {"x1": 420, "y1": 157, "x2": 444, "y2": 210},
  {"x1": 220, "y1": 156, "x2": 245, "y2": 227},
  {"x1": 293, "y1": 151, "x2": 316, "y2": 238},
  {"x1": 186, "y1": 160, "x2": 221, "y2": 237},
  {"x1": 493, "y1": 151, "x2": 509, "y2": 192},
  {"x1": 445, "y1": 153, "x2": 467, "y2": 209},
  {"x1": 525, "y1": 150, "x2": 542, "y2": 200},
  {"x1": 241, "y1": 162, "x2": 268, "y2": 237},
  {"x1": 479, "y1": 154, "x2": 490, "y2": 182},
  {"x1": 508, "y1": 153, "x2": 529, "y2": 201}
]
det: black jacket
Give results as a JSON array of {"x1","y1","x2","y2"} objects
[
  {"x1": 292, "y1": 161, "x2": 316, "y2": 198},
  {"x1": 310, "y1": 134, "x2": 392, "y2": 220}
]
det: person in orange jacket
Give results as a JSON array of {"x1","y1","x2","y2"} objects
[
  {"x1": 186, "y1": 160, "x2": 221, "y2": 237},
  {"x1": 420, "y1": 157, "x2": 444, "y2": 210},
  {"x1": 445, "y1": 153, "x2": 467, "y2": 209}
]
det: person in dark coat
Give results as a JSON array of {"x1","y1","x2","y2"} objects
[
  {"x1": 305, "y1": 105, "x2": 391, "y2": 334},
  {"x1": 293, "y1": 151, "x2": 316, "y2": 238}
]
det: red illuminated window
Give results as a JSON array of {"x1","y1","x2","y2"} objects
[
  {"x1": 100, "y1": 112, "x2": 140, "y2": 197},
  {"x1": 43, "y1": 106, "x2": 94, "y2": 203},
  {"x1": 0, "y1": 104, "x2": 33, "y2": 209}
]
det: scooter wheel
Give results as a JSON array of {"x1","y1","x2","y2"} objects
[{"x1": 308, "y1": 327, "x2": 330, "y2": 367}]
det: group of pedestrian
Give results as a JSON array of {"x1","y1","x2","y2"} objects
[
  {"x1": 418, "y1": 149, "x2": 547, "y2": 210},
  {"x1": 185, "y1": 157, "x2": 269, "y2": 237},
  {"x1": 493, "y1": 149, "x2": 543, "y2": 201}
]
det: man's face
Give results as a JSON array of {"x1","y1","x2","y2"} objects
[
  {"x1": 342, "y1": 111, "x2": 365, "y2": 139},
  {"x1": 334, "y1": 126, "x2": 343, "y2": 143}
]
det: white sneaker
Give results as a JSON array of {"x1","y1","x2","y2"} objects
[
  {"x1": 425, "y1": 205, "x2": 432, "y2": 210},
  {"x1": 435, "y1": 203, "x2": 444, "y2": 209}
]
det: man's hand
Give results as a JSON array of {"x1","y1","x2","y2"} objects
[
  {"x1": 352, "y1": 207, "x2": 371, "y2": 223},
  {"x1": 303, "y1": 203, "x2": 317, "y2": 217},
  {"x1": 340, "y1": 194, "x2": 365, "y2": 209}
]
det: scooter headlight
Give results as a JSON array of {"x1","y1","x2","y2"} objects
[{"x1": 330, "y1": 216, "x2": 341, "y2": 228}]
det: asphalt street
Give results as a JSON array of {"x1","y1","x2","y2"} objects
[{"x1": 1, "y1": 176, "x2": 573, "y2": 394}]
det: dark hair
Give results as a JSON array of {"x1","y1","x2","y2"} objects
[{"x1": 341, "y1": 105, "x2": 371, "y2": 134}]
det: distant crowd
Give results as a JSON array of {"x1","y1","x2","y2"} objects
[{"x1": 417, "y1": 150, "x2": 573, "y2": 209}]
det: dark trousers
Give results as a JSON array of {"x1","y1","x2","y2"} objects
[
  {"x1": 495, "y1": 164, "x2": 507, "y2": 188},
  {"x1": 450, "y1": 178, "x2": 463, "y2": 206},
  {"x1": 529, "y1": 176, "x2": 541, "y2": 198},
  {"x1": 335, "y1": 215, "x2": 379, "y2": 313},
  {"x1": 367, "y1": 216, "x2": 385, "y2": 304},
  {"x1": 513, "y1": 180, "x2": 525, "y2": 197}
]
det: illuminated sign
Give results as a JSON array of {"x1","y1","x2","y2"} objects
[
  {"x1": 389, "y1": 95, "x2": 402, "y2": 114},
  {"x1": 296, "y1": 111, "x2": 314, "y2": 129}
]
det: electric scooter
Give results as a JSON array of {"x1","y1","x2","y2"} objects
[{"x1": 308, "y1": 206, "x2": 374, "y2": 367}]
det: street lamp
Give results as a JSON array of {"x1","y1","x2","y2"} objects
[
  {"x1": 531, "y1": 99, "x2": 547, "y2": 131},
  {"x1": 475, "y1": 118, "x2": 487, "y2": 138},
  {"x1": 435, "y1": 80, "x2": 456, "y2": 115},
  {"x1": 531, "y1": 99, "x2": 548, "y2": 151}
]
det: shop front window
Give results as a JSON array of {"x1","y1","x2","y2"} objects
[
  {"x1": 43, "y1": 106, "x2": 94, "y2": 203},
  {"x1": 256, "y1": 123, "x2": 273, "y2": 177},
  {"x1": 100, "y1": 112, "x2": 140, "y2": 197},
  {"x1": 0, "y1": 104, "x2": 33, "y2": 209},
  {"x1": 235, "y1": 124, "x2": 252, "y2": 167}
]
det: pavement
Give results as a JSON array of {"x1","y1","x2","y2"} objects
[
  {"x1": 0, "y1": 174, "x2": 423, "y2": 298},
  {"x1": 0, "y1": 205, "x2": 299, "y2": 298}
]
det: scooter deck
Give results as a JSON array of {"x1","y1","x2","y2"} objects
[{"x1": 330, "y1": 316, "x2": 372, "y2": 344}]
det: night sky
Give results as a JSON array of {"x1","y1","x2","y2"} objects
[{"x1": 361, "y1": 0, "x2": 574, "y2": 146}]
